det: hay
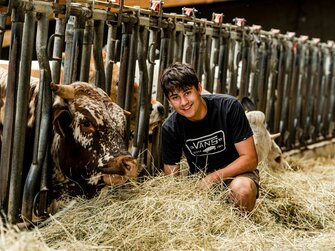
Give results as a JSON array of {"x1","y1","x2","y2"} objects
[{"x1": 1, "y1": 156, "x2": 335, "y2": 250}]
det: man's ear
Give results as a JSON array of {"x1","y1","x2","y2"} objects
[{"x1": 197, "y1": 82, "x2": 203, "y2": 93}]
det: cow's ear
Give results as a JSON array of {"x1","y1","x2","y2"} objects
[{"x1": 53, "y1": 106, "x2": 72, "y2": 137}]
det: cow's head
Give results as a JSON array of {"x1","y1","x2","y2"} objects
[
  {"x1": 50, "y1": 82, "x2": 138, "y2": 197},
  {"x1": 241, "y1": 97, "x2": 290, "y2": 169}
]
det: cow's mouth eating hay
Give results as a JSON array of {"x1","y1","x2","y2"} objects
[{"x1": 1, "y1": 156, "x2": 335, "y2": 250}]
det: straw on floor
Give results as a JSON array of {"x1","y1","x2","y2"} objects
[{"x1": 1, "y1": 155, "x2": 335, "y2": 250}]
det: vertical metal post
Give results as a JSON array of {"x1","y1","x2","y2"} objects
[
  {"x1": 1, "y1": 3, "x2": 24, "y2": 223},
  {"x1": 8, "y1": 9, "x2": 36, "y2": 223},
  {"x1": 71, "y1": 15, "x2": 85, "y2": 83},
  {"x1": 92, "y1": 20, "x2": 105, "y2": 90},
  {"x1": 21, "y1": 11, "x2": 52, "y2": 223},
  {"x1": 50, "y1": 17, "x2": 66, "y2": 85},
  {"x1": 105, "y1": 21, "x2": 119, "y2": 96},
  {"x1": 132, "y1": 25, "x2": 149, "y2": 159},
  {"x1": 63, "y1": 16, "x2": 75, "y2": 85},
  {"x1": 79, "y1": 19, "x2": 93, "y2": 83},
  {"x1": 156, "y1": 25, "x2": 171, "y2": 103},
  {"x1": 118, "y1": 21, "x2": 132, "y2": 108}
]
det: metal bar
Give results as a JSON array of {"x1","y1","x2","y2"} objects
[
  {"x1": 79, "y1": 19, "x2": 94, "y2": 83},
  {"x1": 192, "y1": 24, "x2": 201, "y2": 77},
  {"x1": 208, "y1": 33, "x2": 218, "y2": 93},
  {"x1": 117, "y1": 21, "x2": 132, "y2": 108},
  {"x1": 310, "y1": 42, "x2": 322, "y2": 141},
  {"x1": 124, "y1": 18, "x2": 138, "y2": 145},
  {"x1": 92, "y1": 19, "x2": 105, "y2": 90},
  {"x1": 174, "y1": 30, "x2": 184, "y2": 63},
  {"x1": 62, "y1": 16, "x2": 75, "y2": 85},
  {"x1": 50, "y1": 17, "x2": 66, "y2": 85},
  {"x1": 286, "y1": 39, "x2": 299, "y2": 148},
  {"x1": 4, "y1": 6, "x2": 24, "y2": 224},
  {"x1": 295, "y1": 38, "x2": 309, "y2": 145},
  {"x1": 182, "y1": 28, "x2": 193, "y2": 65},
  {"x1": 218, "y1": 33, "x2": 229, "y2": 94},
  {"x1": 147, "y1": 26, "x2": 158, "y2": 99},
  {"x1": 71, "y1": 15, "x2": 85, "y2": 83},
  {"x1": 156, "y1": 25, "x2": 171, "y2": 103},
  {"x1": 21, "y1": 11, "x2": 52, "y2": 223},
  {"x1": 132, "y1": 25, "x2": 149, "y2": 159},
  {"x1": 304, "y1": 43, "x2": 317, "y2": 143},
  {"x1": 105, "y1": 21, "x2": 119, "y2": 96},
  {"x1": 320, "y1": 45, "x2": 332, "y2": 138},
  {"x1": 273, "y1": 41, "x2": 286, "y2": 143},
  {"x1": 266, "y1": 37, "x2": 281, "y2": 133},
  {"x1": 8, "y1": 9, "x2": 36, "y2": 223},
  {"x1": 258, "y1": 40, "x2": 270, "y2": 113},
  {"x1": 279, "y1": 39, "x2": 293, "y2": 148}
]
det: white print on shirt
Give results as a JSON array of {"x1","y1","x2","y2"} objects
[{"x1": 185, "y1": 130, "x2": 226, "y2": 156}]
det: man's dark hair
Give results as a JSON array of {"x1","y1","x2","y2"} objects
[{"x1": 160, "y1": 62, "x2": 199, "y2": 98}]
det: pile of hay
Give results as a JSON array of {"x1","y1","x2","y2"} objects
[{"x1": 1, "y1": 156, "x2": 335, "y2": 250}]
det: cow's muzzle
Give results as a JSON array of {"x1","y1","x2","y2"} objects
[{"x1": 98, "y1": 155, "x2": 138, "y2": 186}]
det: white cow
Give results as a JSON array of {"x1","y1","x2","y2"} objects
[{"x1": 246, "y1": 110, "x2": 290, "y2": 169}]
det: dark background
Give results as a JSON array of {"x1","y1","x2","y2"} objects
[{"x1": 164, "y1": 0, "x2": 335, "y2": 43}]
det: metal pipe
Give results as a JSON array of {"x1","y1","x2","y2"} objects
[
  {"x1": 118, "y1": 21, "x2": 132, "y2": 108},
  {"x1": 8, "y1": 9, "x2": 36, "y2": 223},
  {"x1": 105, "y1": 21, "x2": 119, "y2": 96},
  {"x1": 50, "y1": 17, "x2": 66, "y2": 85},
  {"x1": 156, "y1": 26, "x2": 171, "y2": 103},
  {"x1": 80, "y1": 19, "x2": 93, "y2": 83},
  {"x1": 21, "y1": 12, "x2": 52, "y2": 223},
  {"x1": 218, "y1": 33, "x2": 229, "y2": 94},
  {"x1": 62, "y1": 16, "x2": 75, "y2": 85},
  {"x1": 71, "y1": 15, "x2": 85, "y2": 83},
  {"x1": 92, "y1": 20, "x2": 105, "y2": 90},
  {"x1": 132, "y1": 25, "x2": 149, "y2": 159},
  {"x1": 3, "y1": 5, "x2": 24, "y2": 224}
]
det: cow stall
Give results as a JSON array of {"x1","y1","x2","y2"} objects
[{"x1": 0, "y1": 0, "x2": 334, "y2": 225}]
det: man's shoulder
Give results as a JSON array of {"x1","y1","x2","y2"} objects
[
  {"x1": 203, "y1": 93, "x2": 239, "y2": 109},
  {"x1": 203, "y1": 93, "x2": 238, "y2": 102},
  {"x1": 162, "y1": 111, "x2": 179, "y2": 129}
]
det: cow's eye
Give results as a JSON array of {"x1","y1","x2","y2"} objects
[{"x1": 80, "y1": 120, "x2": 95, "y2": 133}]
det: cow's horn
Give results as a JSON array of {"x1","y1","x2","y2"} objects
[
  {"x1": 50, "y1": 82, "x2": 75, "y2": 99},
  {"x1": 270, "y1": 133, "x2": 281, "y2": 139},
  {"x1": 123, "y1": 109, "x2": 131, "y2": 116}
]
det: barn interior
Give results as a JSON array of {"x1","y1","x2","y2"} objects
[{"x1": 0, "y1": 0, "x2": 334, "y2": 250}]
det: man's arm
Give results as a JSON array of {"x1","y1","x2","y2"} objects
[
  {"x1": 163, "y1": 164, "x2": 180, "y2": 176},
  {"x1": 199, "y1": 136, "x2": 258, "y2": 189}
]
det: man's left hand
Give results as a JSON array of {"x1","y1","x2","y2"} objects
[{"x1": 198, "y1": 177, "x2": 214, "y2": 190}]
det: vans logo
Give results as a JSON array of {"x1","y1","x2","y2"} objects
[{"x1": 185, "y1": 130, "x2": 226, "y2": 156}]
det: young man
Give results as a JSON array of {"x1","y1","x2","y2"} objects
[{"x1": 160, "y1": 62, "x2": 259, "y2": 212}]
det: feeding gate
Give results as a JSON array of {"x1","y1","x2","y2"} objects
[{"x1": 0, "y1": 0, "x2": 334, "y2": 224}]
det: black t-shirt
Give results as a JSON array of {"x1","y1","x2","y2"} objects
[{"x1": 161, "y1": 94, "x2": 253, "y2": 174}]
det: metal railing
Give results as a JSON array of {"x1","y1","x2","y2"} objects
[{"x1": 0, "y1": 0, "x2": 334, "y2": 224}]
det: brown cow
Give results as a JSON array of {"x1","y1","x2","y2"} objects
[{"x1": 0, "y1": 68, "x2": 139, "y2": 202}]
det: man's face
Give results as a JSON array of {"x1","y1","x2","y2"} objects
[{"x1": 167, "y1": 83, "x2": 206, "y2": 121}]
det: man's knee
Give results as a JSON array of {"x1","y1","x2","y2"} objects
[
  {"x1": 230, "y1": 175, "x2": 257, "y2": 194},
  {"x1": 228, "y1": 176, "x2": 258, "y2": 211}
]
